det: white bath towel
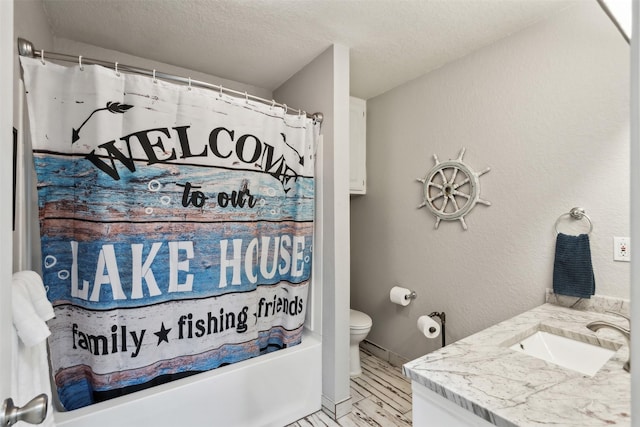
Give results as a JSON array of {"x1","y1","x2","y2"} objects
[
  {"x1": 11, "y1": 271, "x2": 56, "y2": 427},
  {"x1": 14, "y1": 271, "x2": 55, "y2": 322}
]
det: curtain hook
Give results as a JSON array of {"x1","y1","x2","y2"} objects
[
  {"x1": 270, "y1": 100, "x2": 275, "y2": 110},
  {"x1": 188, "y1": 77, "x2": 192, "y2": 90},
  {"x1": 40, "y1": 50, "x2": 45, "y2": 65},
  {"x1": 244, "y1": 91, "x2": 248, "y2": 104},
  {"x1": 298, "y1": 109, "x2": 302, "y2": 118},
  {"x1": 114, "y1": 62, "x2": 120, "y2": 77},
  {"x1": 218, "y1": 85, "x2": 223, "y2": 98},
  {"x1": 152, "y1": 69, "x2": 157, "y2": 84},
  {"x1": 78, "y1": 55, "x2": 84, "y2": 71},
  {"x1": 283, "y1": 104, "x2": 288, "y2": 114}
]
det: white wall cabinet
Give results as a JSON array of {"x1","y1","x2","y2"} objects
[{"x1": 349, "y1": 96, "x2": 366, "y2": 194}]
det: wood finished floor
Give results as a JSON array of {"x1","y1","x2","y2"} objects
[{"x1": 286, "y1": 349, "x2": 412, "y2": 427}]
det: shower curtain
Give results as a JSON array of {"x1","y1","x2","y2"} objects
[{"x1": 20, "y1": 56, "x2": 318, "y2": 411}]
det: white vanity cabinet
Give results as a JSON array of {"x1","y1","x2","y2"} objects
[
  {"x1": 404, "y1": 304, "x2": 631, "y2": 427},
  {"x1": 349, "y1": 96, "x2": 366, "y2": 194},
  {"x1": 412, "y1": 382, "x2": 495, "y2": 427}
]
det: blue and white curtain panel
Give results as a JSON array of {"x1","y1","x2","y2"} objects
[{"x1": 20, "y1": 56, "x2": 318, "y2": 411}]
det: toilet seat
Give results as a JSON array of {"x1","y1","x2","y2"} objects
[{"x1": 350, "y1": 309, "x2": 372, "y2": 329}]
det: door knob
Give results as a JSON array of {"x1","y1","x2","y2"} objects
[{"x1": 0, "y1": 394, "x2": 48, "y2": 426}]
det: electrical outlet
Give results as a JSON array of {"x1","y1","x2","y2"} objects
[{"x1": 613, "y1": 237, "x2": 630, "y2": 262}]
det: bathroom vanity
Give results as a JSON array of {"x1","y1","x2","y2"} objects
[{"x1": 403, "y1": 303, "x2": 630, "y2": 426}]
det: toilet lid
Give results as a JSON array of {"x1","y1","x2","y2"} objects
[{"x1": 350, "y1": 309, "x2": 372, "y2": 328}]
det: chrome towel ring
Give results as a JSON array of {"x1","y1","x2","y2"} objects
[{"x1": 554, "y1": 207, "x2": 593, "y2": 235}]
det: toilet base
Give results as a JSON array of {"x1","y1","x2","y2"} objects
[{"x1": 350, "y1": 343, "x2": 363, "y2": 377}]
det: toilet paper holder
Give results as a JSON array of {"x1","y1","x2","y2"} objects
[
  {"x1": 405, "y1": 290, "x2": 417, "y2": 301},
  {"x1": 390, "y1": 286, "x2": 417, "y2": 306},
  {"x1": 428, "y1": 311, "x2": 446, "y2": 347}
]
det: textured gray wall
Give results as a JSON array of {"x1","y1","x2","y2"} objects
[{"x1": 350, "y1": 1, "x2": 630, "y2": 361}]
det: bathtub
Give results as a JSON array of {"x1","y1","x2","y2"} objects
[{"x1": 53, "y1": 330, "x2": 322, "y2": 427}]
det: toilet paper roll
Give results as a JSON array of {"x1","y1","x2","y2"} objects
[
  {"x1": 390, "y1": 286, "x2": 411, "y2": 306},
  {"x1": 417, "y1": 315, "x2": 441, "y2": 339}
]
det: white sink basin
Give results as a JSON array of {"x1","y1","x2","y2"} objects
[{"x1": 509, "y1": 331, "x2": 615, "y2": 376}]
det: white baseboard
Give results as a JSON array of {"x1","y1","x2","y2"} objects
[
  {"x1": 360, "y1": 339, "x2": 409, "y2": 368},
  {"x1": 321, "y1": 394, "x2": 352, "y2": 420}
]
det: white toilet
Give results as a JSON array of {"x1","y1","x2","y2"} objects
[{"x1": 349, "y1": 309, "x2": 373, "y2": 377}]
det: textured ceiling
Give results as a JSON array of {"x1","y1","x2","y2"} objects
[{"x1": 41, "y1": 0, "x2": 583, "y2": 99}]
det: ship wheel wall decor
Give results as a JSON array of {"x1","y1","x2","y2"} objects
[{"x1": 417, "y1": 148, "x2": 491, "y2": 230}]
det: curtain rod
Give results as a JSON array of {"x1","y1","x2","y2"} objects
[{"x1": 17, "y1": 38, "x2": 323, "y2": 124}]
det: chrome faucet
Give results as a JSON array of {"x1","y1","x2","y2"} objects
[{"x1": 587, "y1": 311, "x2": 630, "y2": 372}]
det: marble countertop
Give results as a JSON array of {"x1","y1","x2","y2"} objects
[{"x1": 403, "y1": 303, "x2": 630, "y2": 426}]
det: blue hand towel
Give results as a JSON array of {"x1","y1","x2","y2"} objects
[{"x1": 553, "y1": 233, "x2": 595, "y2": 298}]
